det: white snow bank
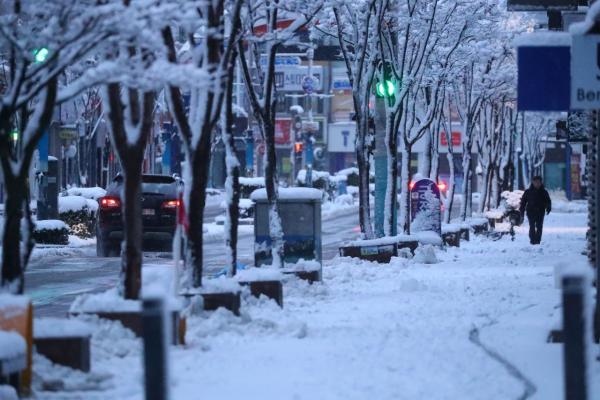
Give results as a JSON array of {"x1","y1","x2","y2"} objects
[
  {"x1": 65, "y1": 187, "x2": 106, "y2": 201},
  {"x1": 251, "y1": 187, "x2": 323, "y2": 201},
  {"x1": 70, "y1": 288, "x2": 140, "y2": 313},
  {"x1": 59, "y1": 196, "x2": 89, "y2": 213},
  {"x1": 413, "y1": 245, "x2": 439, "y2": 264},
  {"x1": 34, "y1": 318, "x2": 93, "y2": 339},
  {"x1": 0, "y1": 330, "x2": 26, "y2": 359},
  {"x1": 236, "y1": 268, "x2": 284, "y2": 282},
  {"x1": 34, "y1": 219, "x2": 68, "y2": 231}
]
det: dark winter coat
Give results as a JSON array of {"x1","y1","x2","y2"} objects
[{"x1": 519, "y1": 185, "x2": 552, "y2": 216}]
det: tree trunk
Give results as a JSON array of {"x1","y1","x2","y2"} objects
[
  {"x1": 444, "y1": 149, "x2": 455, "y2": 224},
  {"x1": 356, "y1": 126, "x2": 373, "y2": 238},
  {"x1": 460, "y1": 153, "x2": 471, "y2": 221},
  {"x1": 186, "y1": 148, "x2": 210, "y2": 287},
  {"x1": 478, "y1": 166, "x2": 491, "y2": 214},
  {"x1": 262, "y1": 116, "x2": 284, "y2": 267},
  {"x1": 384, "y1": 113, "x2": 398, "y2": 237},
  {"x1": 1, "y1": 179, "x2": 24, "y2": 293},
  {"x1": 223, "y1": 50, "x2": 241, "y2": 276},
  {"x1": 121, "y1": 161, "x2": 143, "y2": 299},
  {"x1": 400, "y1": 144, "x2": 412, "y2": 234}
]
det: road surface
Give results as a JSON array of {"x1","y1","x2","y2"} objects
[{"x1": 26, "y1": 210, "x2": 360, "y2": 317}]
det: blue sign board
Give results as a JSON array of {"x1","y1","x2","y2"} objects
[
  {"x1": 38, "y1": 131, "x2": 49, "y2": 172},
  {"x1": 517, "y1": 46, "x2": 571, "y2": 112},
  {"x1": 410, "y1": 178, "x2": 441, "y2": 235}
]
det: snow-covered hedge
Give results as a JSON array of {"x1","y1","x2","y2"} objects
[
  {"x1": 296, "y1": 169, "x2": 332, "y2": 192},
  {"x1": 239, "y1": 177, "x2": 265, "y2": 198},
  {"x1": 58, "y1": 195, "x2": 97, "y2": 238},
  {"x1": 33, "y1": 219, "x2": 69, "y2": 245},
  {"x1": 65, "y1": 187, "x2": 106, "y2": 201}
]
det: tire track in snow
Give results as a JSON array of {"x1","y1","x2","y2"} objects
[{"x1": 469, "y1": 318, "x2": 537, "y2": 400}]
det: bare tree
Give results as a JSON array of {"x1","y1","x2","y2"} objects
[
  {"x1": 162, "y1": 0, "x2": 243, "y2": 286},
  {"x1": 0, "y1": 0, "x2": 113, "y2": 293},
  {"x1": 237, "y1": 0, "x2": 322, "y2": 262}
]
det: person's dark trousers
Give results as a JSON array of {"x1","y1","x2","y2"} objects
[{"x1": 527, "y1": 211, "x2": 545, "y2": 244}]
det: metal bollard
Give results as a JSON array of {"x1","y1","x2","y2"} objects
[
  {"x1": 142, "y1": 297, "x2": 169, "y2": 400},
  {"x1": 562, "y1": 275, "x2": 588, "y2": 400}
]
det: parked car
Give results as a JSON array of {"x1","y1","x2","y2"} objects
[{"x1": 96, "y1": 174, "x2": 181, "y2": 256}]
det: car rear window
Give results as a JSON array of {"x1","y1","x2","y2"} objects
[{"x1": 110, "y1": 175, "x2": 178, "y2": 196}]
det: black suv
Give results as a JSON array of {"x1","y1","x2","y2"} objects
[{"x1": 96, "y1": 174, "x2": 181, "y2": 256}]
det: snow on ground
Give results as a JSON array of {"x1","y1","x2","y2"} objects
[{"x1": 32, "y1": 211, "x2": 600, "y2": 399}]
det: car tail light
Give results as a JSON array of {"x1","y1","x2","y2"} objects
[
  {"x1": 161, "y1": 199, "x2": 180, "y2": 209},
  {"x1": 100, "y1": 196, "x2": 120, "y2": 209}
]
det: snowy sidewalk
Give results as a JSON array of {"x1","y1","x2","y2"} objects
[{"x1": 34, "y1": 212, "x2": 599, "y2": 399}]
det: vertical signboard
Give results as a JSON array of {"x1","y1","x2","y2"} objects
[
  {"x1": 571, "y1": 34, "x2": 600, "y2": 110},
  {"x1": 410, "y1": 178, "x2": 442, "y2": 235}
]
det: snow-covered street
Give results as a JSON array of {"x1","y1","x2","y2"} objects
[{"x1": 32, "y1": 211, "x2": 599, "y2": 399}]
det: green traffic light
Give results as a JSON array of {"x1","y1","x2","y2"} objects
[
  {"x1": 33, "y1": 48, "x2": 49, "y2": 63},
  {"x1": 376, "y1": 80, "x2": 395, "y2": 97},
  {"x1": 11, "y1": 130, "x2": 18, "y2": 142}
]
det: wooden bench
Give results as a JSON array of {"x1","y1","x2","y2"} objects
[{"x1": 34, "y1": 318, "x2": 93, "y2": 372}]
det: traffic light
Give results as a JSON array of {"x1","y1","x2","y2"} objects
[
  {"x1": 376, "y1": 80, "x2": 395, "y2": 97},
  {"x1": 375, "y1": 62, "x2": 396, "y2": 98},
  {"x1": 33, "y1": 47, "x2": 49, "y2": 63},
  {"x1": 10, "y1": 129, "x2": 18, "y2": 142},
  {"x1": 294, "y1": 142, "x2": 304, "y2": 153}
]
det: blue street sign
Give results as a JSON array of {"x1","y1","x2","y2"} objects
[
  {"x1": 410, "y1": 178, "x2": 441, "y2": 235},
  {"x1": 517, "y1": 45, "x2": 571, "y2": 112}
]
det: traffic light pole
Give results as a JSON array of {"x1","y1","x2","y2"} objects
[
  {"x1": 595, "y1": 109, "x2": 600, "y2": 343},
  {"x1": 374, "y1": 96, "x2": 387, "y2": 238}
]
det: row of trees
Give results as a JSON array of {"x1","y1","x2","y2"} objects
[{"x1": 0, "y1": 0, "x2": 550, "y2": 298}]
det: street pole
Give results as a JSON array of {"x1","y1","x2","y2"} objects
[
  {"x1": 305, "y1": 48, "x2": 315, "y2": 187},
  {"x1": 595, "y1": 110, "x2": 600, "y2": 342}
]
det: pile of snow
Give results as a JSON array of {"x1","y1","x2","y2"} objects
[
  {"x1": 34, "y1": 219, "x2": 68, "y2": 231},
  {"x1": 65, "y1": 187, "x2": 106, "y2": 201},
  {"x1": 239, "y1": 177, "x2": 265, "y2": 187},
  {"x1": 501, "y1": 190, "x2": 523, "y2": 210},
  {"x1": 251, "y1": 187, "x2": 323, "y2": 201},
  {"x1": 347, "y1": 234, "x2": 413, "y2": 248},
  {"x1": 282, "y1": 259, "x2": 321, "y2": 272},
  {"x1": 296, "y1": 169, "x2": 330, "y2": 184},
  {"x1": 34, "y1": 318, "x2": 93, "y2": 339},
  {"x1": 58, "y1": 196, "x2": 90, "y2": 214},
  {"x1": 414, "y1": 231, "x2": 443, "y2": 246},
  {"x1": 235, "y1": 268, "x2": 284, "y2": 283},
  {"x1": 441, "y1": 224, "x2": 462, "y2": 234},
  {"x1": 333, "y1": 193, "x2": 353, "y2": 206},
  {"x1": 0, "y1": 330, "x2": 26, "y2": 359},
  {"x1": 36, "y1": 213, "x2": 600, "y2": 399},
  {"x1": 195, "y1": 276, "x2": 241, "y2": 294},
  {"x1": 70, "y1": 288, "x2": 141, "y2": 313},
  {"x1": 289, "y1": 105, "x2": 304, "y2": 114},
  {"x1": 413, "y1": 245, "x2": 439, "y2": 264},
  {"x1": 467, "y1": 217, "x2": 489, "y2": 227},
  {"x1": 484, "y1": 209, "x2": 505, "y2": 220}
]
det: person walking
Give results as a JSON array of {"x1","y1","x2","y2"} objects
[{"x1": 519, "y1": 176, "x2": 552, "y2": 245}]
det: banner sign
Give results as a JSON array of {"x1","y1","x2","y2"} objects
[{"x1": 410, "y1": 178, "x2": 442, "y2": 235}]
